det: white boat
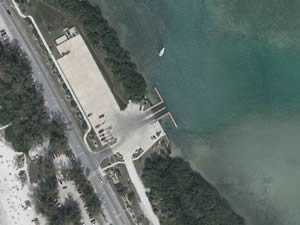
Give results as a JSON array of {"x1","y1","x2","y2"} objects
[{"x1": 158, "y1": 47, "x2": 165, "y2": 57}]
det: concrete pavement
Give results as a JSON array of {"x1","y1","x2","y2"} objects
[{"x1": 0, "y1": 2, "x2": 130, "y2": 224}]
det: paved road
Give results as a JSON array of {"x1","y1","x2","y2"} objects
[{"x1": 0, "y1": 2, "x2": 130, "y2": 225}]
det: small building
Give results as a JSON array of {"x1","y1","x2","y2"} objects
[
  {"x1": 67, "y1": 26, "x2": 78, "y2": 37},
  {"x1": 54, "y1": 34, "x2": 68, "y2": 46},
  {"x1": 54, "y1": 27, "x2": 78, "y2": 46}
]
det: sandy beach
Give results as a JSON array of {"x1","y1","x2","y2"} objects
[{"x1": 0, "y1": 138, "x2": 46, "y2": 225}]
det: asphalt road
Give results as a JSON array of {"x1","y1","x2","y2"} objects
[{"x1": 0, "y1": 2, "x2": 130, "y2": 225}]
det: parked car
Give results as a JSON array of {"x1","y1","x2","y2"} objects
[{"x1": 98, "y1": 129, "x2": 104, "y2": 134}]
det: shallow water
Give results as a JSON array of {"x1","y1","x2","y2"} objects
[{"x1": 91, "y1": 0, "x2": 300, "y2": 224}]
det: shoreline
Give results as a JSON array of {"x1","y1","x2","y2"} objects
[{"x1": 11, "y1": 0, "x2": 246, "y2": 224}]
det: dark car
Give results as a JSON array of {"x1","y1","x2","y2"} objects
[
  {"x1": 7, "y1": 9, "x2": 11, "y2": 15},
  {"x1": 98, "y1": 129, "x2": 104, "y2": 134},
  {"x1": 99, "y1": 114, "x2": 104, "y2": 119}
]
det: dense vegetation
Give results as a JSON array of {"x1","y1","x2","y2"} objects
[
  {"x1": 142, "y1": 154, "x2": 245, "y2": 225},
  {"x1": 0, "y1": 42, "x2": 99, "y2": 224},
  {"x1": 0, "y1": 43, "x2": 50, "y2": 152},
  {"x1": 33, "y1": 153, "x2": 82, "y2": 225},
  {"x1": 49, "y1": 117, "x2": 68, "y2": 153},
  {"x1": 44, "y1": 0, "x2": 146, "y2": 101},
  {"x1": 67, "y1": 156, "x2": 102, "y2": 216},
  {"x1": 31, "y1": 122, "x2": 101, "y2": 222}
]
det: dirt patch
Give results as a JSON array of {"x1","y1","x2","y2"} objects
[{"x1": 22, "y1": 0, "x2": 71, "y2": 57}]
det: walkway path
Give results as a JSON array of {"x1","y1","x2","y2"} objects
[
  {"x1": 125, "y1": 159, "x2": 160, "y2": 225},
  {"x1": 0, "y1": 124, "x2": 11, "y2": 130}
]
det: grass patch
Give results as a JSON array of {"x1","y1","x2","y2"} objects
[{"x1": 33, "y1": 9, "x2": 42, "y2": 24}]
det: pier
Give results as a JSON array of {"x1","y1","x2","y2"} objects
[
  {"x1": 146, "y1": 87, "x2": 164, "y2": 111},
  {"x1": 148, "y1": 87, "x2": 178, "y2": 128}
]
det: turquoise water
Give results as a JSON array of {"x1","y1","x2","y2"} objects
[{"x1": 91, "y1": 0, "x2": 300, "y2": 224}]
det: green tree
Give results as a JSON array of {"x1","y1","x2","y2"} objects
[
  {"x1": 0, "y1": 43, "x2": 51, "y2": 153},
  {"x1": 44, "y1": 0, "x2": 147, "y2": 101},
  {"x1": 142, "y1": 155, "x2": 245, "y2": 225}
]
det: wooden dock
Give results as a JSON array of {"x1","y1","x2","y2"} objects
[
  {"x1": 155, "y1": 112, "x2": 178, "y2": 128},
  {"x1": 148, "y1": 87, "x2": 178, "y2": 128},
  {"x1": 147, "y1": 87, "x2": 164, "y2": 111}
]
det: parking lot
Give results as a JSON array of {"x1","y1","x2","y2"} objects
[
  {"x1": 54, "y1": 154, "x2": 99, "y2": 225},
  {"x1": 0, "y1": 28, "x2": 9, "y2": 44},
  {"x1": 0, "y1": 8, "x2": 11, "y2": 45},
  {"x1": 56, "y1": 31, "x2": 165, "y2": 156}
]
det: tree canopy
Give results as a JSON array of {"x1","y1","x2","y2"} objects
[
  {"x1": 32, "y1": 154, "x2": 82, "y2": 225},
  {"x1": 0, "y1": 42, "x2": 83, "y2": 224},
  {"x1": 0, "y1": 43, "x2": 51, "y2": 152},
  {"x1": 44, "y1": 0, "x2": 147, "y2": 101},
  {"x1": 142, "y1": 154, "x2": 245, "y2": 225},
  {"x1": 67, "y1": 157, "x2": 102, "y2": 216}
]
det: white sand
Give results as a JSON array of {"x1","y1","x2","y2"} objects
[{"x1": 0, "y1": 138, "x2": 46, "y2": 225}]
